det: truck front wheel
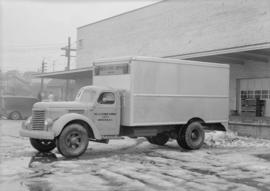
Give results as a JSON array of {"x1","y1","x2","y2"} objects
[
  {"x1": 177, "y1": 122, "x2": 205, "y2": 150},
  {"x1": 146, "y1": 133, "x2": 169, "y2": 146},
  {"x1": 56, "y1": 123, "x2": 89, "y2": 158},
  {"x1": 30, "y1": 138, "x2": 56, "y2": 152}
]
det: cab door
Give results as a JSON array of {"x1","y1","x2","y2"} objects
[{"x1": 93, "y1": 92, "x2": 120, "y2": 136}]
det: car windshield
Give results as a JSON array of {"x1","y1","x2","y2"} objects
[{"x1": 75, "y1": 88, "x2": 97, "y2": 103}]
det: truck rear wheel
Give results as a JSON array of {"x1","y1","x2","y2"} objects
[
  {"x1": 56, "y1": 123, "x2": 89, "y2": 158},
  {"x1": 146, "y1": 133, "x2": 169, "y2": 146},
  {"x1": 177, "y1": 122, "x2": 205, "y2": 150},
  {"x1": 30, "y1": 138, "x2": 56, "y2": 152}
]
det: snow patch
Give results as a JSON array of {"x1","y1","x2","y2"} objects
[{"x1": 205, "y1": 131, "x2": 270, "y2": 148}]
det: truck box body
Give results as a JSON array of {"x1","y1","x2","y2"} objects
[{"x1": 93, "y1": 56, "x2": 229, "y2": 126}]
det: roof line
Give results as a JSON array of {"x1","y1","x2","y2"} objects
[
  {"x1": 164, "y1": 42, "x2": 270, "y2": 59},
  {"x1": 34, "y1": 67, "x2": 93, "y2": 78},
  {"x1": 77, "y1": 0, "x2": 165, "y2": 30}
]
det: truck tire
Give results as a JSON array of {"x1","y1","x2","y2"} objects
[
  {"x1": 56, "y1": 123, "x2": 89, "y2": 158},
  {"x1": 30, "y1": 138, "x2": 56, "y2": 152},
  {"x1": 177, "y1": 122, "x2": 205, "y2": 150},
  {"x1": 146, "y1": 137, "x2": 154, "y2": 144},
  {"x1": 147, "y1": 133, "x2": 169, "y2": 146},
  {"x1": 9, "y1": 111, "x2": 21, "y2": 120}
]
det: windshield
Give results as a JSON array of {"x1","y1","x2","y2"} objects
[{"x1": 75, "y1": 88, "x2": 97, "y2": 103}]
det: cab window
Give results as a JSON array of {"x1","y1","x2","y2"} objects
[
  {"x1": 77, "y1": 89, "x2": 97, "y2": 103},
  {"x1": 98, "y1": 92, "x2": 115, "y2": 104}
]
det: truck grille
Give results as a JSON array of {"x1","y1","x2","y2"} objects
[{"x1": 32, "y1": 110, "x2": 45, "y2": 130}]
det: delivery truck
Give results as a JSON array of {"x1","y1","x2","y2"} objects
[{"x1": 20, "y1": 56, "x2": 229, "y2": 158}]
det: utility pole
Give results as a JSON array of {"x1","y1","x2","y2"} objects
[
  {"x1": 61, "y1": 37, "x2": 76, "y2": 101},
  {"x1": 0, "y1": 70, "x2": 3, "y2": 98},
  {"x1": 52, "y1": 60, "x2": 56, "y2": 72},
  {"x1": 40, "y1": 59, "x2": 47, "y2": 92}
]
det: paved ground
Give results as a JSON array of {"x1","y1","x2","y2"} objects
[{"x1": 1, "y1": 120, "x2": 270, "y2": 191}]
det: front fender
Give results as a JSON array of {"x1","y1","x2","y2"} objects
[{"x1": 52, "y1": 113, "x2": 102, "y2": 139}]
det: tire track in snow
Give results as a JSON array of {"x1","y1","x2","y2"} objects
[
  {"x1": 109, "y1": 169, "x2": 175, "y2": 190},
  {"x1": 98, "y1": 150, "x2": 193, "y2": 189},
  {"x1": 150, "y1": 151, "x2": 270, "y2": 190},
  {"x1": 94, "y1": 169, "x2": 152, "y2": 191},
  {"x1": 110, "y1": 148, "x2": 270, "y2": 191}
]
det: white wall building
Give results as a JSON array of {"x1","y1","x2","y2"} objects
[{"x1": 75, "y1": 0, "x2": 270, "y2": 115}]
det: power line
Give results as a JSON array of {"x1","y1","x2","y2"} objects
[
  {"x1": 61, "y1": 37, "x2": 76, "y2": 101},
  {"x1": 5, "y1": 46, "x2": 64, "y2": 50},
  {"x1": 4, "y1": 42, "x2": 66, "y2": 48}
]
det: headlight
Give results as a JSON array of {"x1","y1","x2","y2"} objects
[
  {"x1": 44, "y1": 118, "x2": 53, "y2": 128},
  {"x1": 22, "y1": 116, "x2": 32, "y2": 129},
  {"x1": 25, "y1": 116, "x2": 32, "y2": 125}
]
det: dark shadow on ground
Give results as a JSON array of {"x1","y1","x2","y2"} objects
[
  {"x1": 255, "y1": 153, "x2": 270, "y2": 162},
  {"x1": 24, "y1": 180, "x2": 52, "y2": 191},
  {"x1": 28, "y1": 152, "x2": 58, "y2": 168}
]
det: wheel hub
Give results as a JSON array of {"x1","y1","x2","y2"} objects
[
  {"x1": 41, "y1": 140, "x2": 53, "y2": 146},
  {"x1": 70, "y1": 137, "x2": 80, "y2": 145},
  {"x1": 191, "y1": 130, "x2": 199, "y2": 140},
  {"x1": 67, "y1": 132, "x2": 81, "y2": 149}
]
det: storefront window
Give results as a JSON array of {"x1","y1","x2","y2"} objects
[
  {"x1": 241, "y1": 91, "x2": 247, "y2": 99},
  {"x1": 255, "y1": 90, "x2": 261, "y2": 99},
  {"x1": 262, "y1": 90, "x2": 269, "y2": 99},
  {"x1": 247, "y1": 91, "x2": 254, "y2": 99}
]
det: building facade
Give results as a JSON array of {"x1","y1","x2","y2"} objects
[{"x1": 76, "y1": 0, "x2": 270, "y2": 115}]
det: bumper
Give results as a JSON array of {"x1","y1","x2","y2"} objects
[{"x1": 19, "y1": 129, "x2": 55, "y2": 140}]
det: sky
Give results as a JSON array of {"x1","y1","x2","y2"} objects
[{"x1": 0, "y1": 0, "x2": 157, "y2": 73}]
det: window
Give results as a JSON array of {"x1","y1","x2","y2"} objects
[
  {"x1": 255, "y1": 90, "x2": 261, "y2": 99},
  {"x1": 262, "y1": 90, "x2": 269, "y2": 99},
  {"x1": 77, "y1": 39, "x2": 83, "y2": 49},
  {"x1": 98, "y1": 92, "x2": 115, "y2": 104},
  {"x1": 76, "y1": 89, "x2": 96, "y2": 103},
  {"x1": 247, "y1": 91, "x2": 254, "y2": 99},
  {"x1": 241, "y1": 91, "x2": 247, "y2": 100}
]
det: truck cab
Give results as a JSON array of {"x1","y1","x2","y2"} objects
[
  {"x1": 20, "y1": 86, "x2": 124, "y2": 157},
  {"x1": 76, "y1": 86, "x2": 121, "y2": 136}
]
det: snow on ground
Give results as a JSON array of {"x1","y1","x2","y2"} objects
[
  {"x1": 1, "y1": 120, "x2": 270, "y2": 191},
  {"x1": 205, "y1": 130, "x2": 270, "y2": 148}
]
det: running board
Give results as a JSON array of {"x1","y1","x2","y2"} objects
[
  {"x1": 102, "y1": 135, "x2": 125, "y2": 140},
  {"x1": 89, "y1": 139, "x2": 109, "y2": 144}
]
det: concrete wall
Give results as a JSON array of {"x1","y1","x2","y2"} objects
[
  {"x1": 77, "y1": 0, "x2": 270, "y2": 68},
  {"x1": 229, "y1": 122, "x2": 270, "y2": 140}
]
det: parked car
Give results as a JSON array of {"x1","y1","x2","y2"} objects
[{"x1": 0, "y1": 95, "x2": 39, "y2": 120}]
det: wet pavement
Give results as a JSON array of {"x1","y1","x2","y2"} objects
[{"x1": 1, "y1": 120, "x2": 270, "y2": 191}]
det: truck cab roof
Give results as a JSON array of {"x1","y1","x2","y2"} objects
[{"x1": 81, "y1": 85, "x2": 117, "y2": 93}]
